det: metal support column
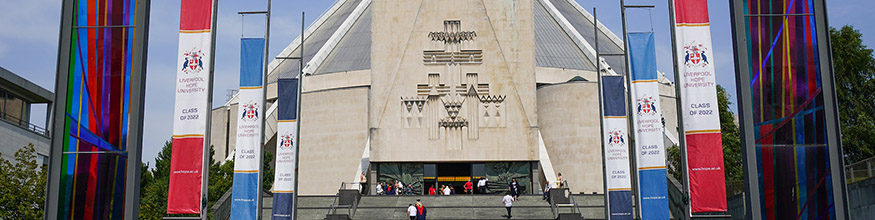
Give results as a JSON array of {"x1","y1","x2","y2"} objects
[
  {"x1": 124, "y1": 0, "x2": 153, "y2": 219},
  {"x1": 665, "y1": 0, "x2": 692, "y2": 219},
  {"x1": 593, "y1": 8, "x2": 611, "y2": 220},
  {"x1": 293, "y1": 12, "x2": 305, "y2": 220}
]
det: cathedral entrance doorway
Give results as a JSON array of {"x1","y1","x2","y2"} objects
[{"x1": 375, "y1": 162, "x2": 534, "y2": 195}]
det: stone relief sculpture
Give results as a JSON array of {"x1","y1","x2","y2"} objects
[{"x1": 400, "y1": 20, "x2": 506, "y2": 150}]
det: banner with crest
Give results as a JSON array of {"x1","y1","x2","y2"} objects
[
  {"x1": 671, "y1": 0, "x2": 727, "y2": 213},
  {"x1": 600, "y1": 75, "x2": 633, "y2": 220},
  {"x1": 272, "y1": 78, "x2": 299, "y2": 219},
  {"x1": 628, "y1": 32, "x2": 670, "y2": 219},
  {"x1": 229, "y1": 38, "x2": 266, "y2": 219},
  {"x1": 167, "y1": 0, "x2": 216, "y2": 214}
]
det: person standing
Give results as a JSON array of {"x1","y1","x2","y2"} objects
[
  {"x1": 442, "y1": 185, "x2": 451, "y2": 195},
  {"x1": 556, "y1": 172, "x2": 564, "y2": 188},
  {"x1": 407, "y1": 203, "x2": 417, "y2": 220},
  {"x1": 509, "y1": 178, "x2": 520, "y2": 201},
  {"x1": 478, "y1": 177, "x2": 488, "y2": 194},
  {"x1": 376, "y1": 182, "x2": 384, "y2": 195},
  {"x1": 360, "y1": 172, "x2": 368, "y2": 195},
  {"x1": 428, "y1": 185, "x2": 436, "y2": 195},
  {"x1": 464, "y1": 179, "x2": 473, "y2": 194},
  {"x1": 542, "y1": 182, "x2": 551, "y2": 203},
  {"x1": 396, "y1": 181, "x2": 405, "y2": 196},
  {"x1": 502, "y1": 193, "x2": 514, "y2": 219},
  {"x1": 387, "y1": 181, "x2": 396, "y2": 196},
  {"x1": 416, "y1": 200, "x2": 428, "y2": 220}
]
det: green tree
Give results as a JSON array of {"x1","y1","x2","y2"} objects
[
  {"x1": 138, "y1": 140, "x2": 275, "y2": 219},
  {"x1": 831, "y1": 25, "x2": 875, "y2": 163},
  {"x1": 0, "y1": 144, "x2": 47, "y2": 219},
  {"x1": 717, "y1": 85, "x2": 743, "y2": 183}
]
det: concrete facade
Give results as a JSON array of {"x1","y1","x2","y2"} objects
[
  {"x1": 0, "y1": 66, "x2": 53, "y2": 165},
  {"x1": 0, "y1": 119, "x2": 50, "y2": 163},
  {"x1": 210, "y1": 0, "x2": 681, "y2": 195}
]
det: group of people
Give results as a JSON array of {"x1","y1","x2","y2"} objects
[
  {"x1": 375, "y1": 180, "x2": 414, "y2": 195},
  {"x1": 406, "y1": 199, "x2": 428, "y2": 220},
  {"x1": 426, "y1": 177, "x2": 490, "y2": 195}
]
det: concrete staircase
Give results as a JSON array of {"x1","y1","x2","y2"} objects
[{"x1": 261, "y1": 194, "x2": 606, "y2": 220}]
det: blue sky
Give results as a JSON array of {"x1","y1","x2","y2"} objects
[{"x1": 0, "y1": 0, "x2": 872, "y2": 167}]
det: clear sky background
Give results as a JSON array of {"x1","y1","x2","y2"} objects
[{"x1": 0, "y1": 0, "x2": 872, "y2": 167}]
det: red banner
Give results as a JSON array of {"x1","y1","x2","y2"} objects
[
  {"x1": 672, "y1": 0, "x2": 728, "y2": 213},
  {"x1": 167, "y1": 0, "x2": 215, "y2": 214},
  {"x1": 167, "y1": 137, "x2": 205, "y2": 213}
]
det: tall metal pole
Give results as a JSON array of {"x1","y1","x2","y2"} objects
[
  {"x1": 666, "y1": 0, "x2": 691, "y2": 219},
  {"x1": 45, "y1": 0, "x2": 75, "y2": 218},
  {"x1": 293, "y1": 12, "x2": 305, "y2": 220},
  {"x1": 616, "y1": 1, "x2": 642, "y2": 219},
  {"x1": 594, "y1": 8, "x2": 610, "y2": 220},
  {"x1": 814, "y1": 0, "x2": 850, "y2": 218},
  {"x1": 124, "y1": 0, "x2": 152, "y2": 218},
  {"x1": 200, "y1": 1, "x2": 220, "y2": 219},
  {"x1": 256, "y1": 0, "x2": 272, "y2": 219}
]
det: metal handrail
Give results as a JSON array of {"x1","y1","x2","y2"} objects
[
  {"x1": 563, "y1": 180, "x2": 583, "y2": 215},
  {"x1": 846, "y1": 156, "x2": 875, "y2": 184},
  {"x1": 0, "y1": 113, "x2": 49, "y2": 137},
  {"x1": 326, "y1": 182, "x2": 363, "y2": 217}
]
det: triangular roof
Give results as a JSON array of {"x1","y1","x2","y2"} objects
[{"x1": 266, "y1": 0, "x2": 627, "y2": 85}]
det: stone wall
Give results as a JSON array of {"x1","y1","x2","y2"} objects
[
  {"x1": 369, "y1": 0, "x2": 538, "y2": 163},
  {"x1": 536, "y1": 81, "x2": 603, "y2": 194},
  {"x1": 849, "y1": 177, "x2": 875, "y2": 220},
  {"x1": 298, "y1": 87, "x2": 370, "y2": 195}
]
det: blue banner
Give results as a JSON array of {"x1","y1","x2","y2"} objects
[
  {"x1": 272, "y1": 78, "x2": 299, "y2": 219},
  {"x1": 230, "y1": 38, "x2": 266, "y2": 220},
  {"x1": 628, "y1": 32, "x2": 670, "y2": 219},
  {"x1": 601, "y1": 75, "x2": 633, "y2": 220}
]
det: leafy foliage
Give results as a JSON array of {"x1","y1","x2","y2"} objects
[
  {"x1": 831, "y1": 25, "x2": 875, "y2": 163},
  {"x1": 0, "y1": 144, "x2": 47, "y2": 219},
  {"x1": 138, "y1": 141, "x2": 235, "y2": 219}
]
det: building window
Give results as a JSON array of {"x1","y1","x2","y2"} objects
[
  {"x1": 0, "y1": 89, "x2": 30, "y2": 126},
  {"x1": 37, "y1": 153, "x2": 49, "y2": 167}
]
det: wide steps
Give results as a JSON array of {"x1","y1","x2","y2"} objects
[{"x1": 261, "y1": 194, "x2": 607, "y2": 220}]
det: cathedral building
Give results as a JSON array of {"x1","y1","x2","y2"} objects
[{"x1": 210, "y1": 0, "x2": 680, "y2": 195}]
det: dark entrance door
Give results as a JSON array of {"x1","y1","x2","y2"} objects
[{"x1": 437, "y1": 163, "x2": 471, "y2": 194}]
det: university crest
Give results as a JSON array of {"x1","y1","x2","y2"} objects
[
  {"x1": 636, "y1": 95, "x2": 658, "y2": 116},
  {"x1": 683, "y1": 42, "x2": 709, "y2": 67},
  {"x1": 241, "y1": 101, "x2": 259, "y2": 121},
  {"x1": 279, "y1": 133, "x2": 294, "y2": 150},
  {"x1": 181, "y1": 48, "x2": 205, "y2": 74},
  {"x1": 607, "y1": 129, "x2": 625, "y2": 147}
]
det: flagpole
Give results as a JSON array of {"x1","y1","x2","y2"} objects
[
  {"x1": 666, "y1": 0, "x2": 692, "y2": 219},
  {"x1": 256, "y1": 0, "x2": 272, "y2": 219},
  {"x1": 293, "y1": 12, "x2": 305, "y2": 220},
  {"x1": 594, "y1": 8, "x2": 611, "y2": 220},
  {"x1": 200, "y1": 0, "x2": 220, "y2": 219}
]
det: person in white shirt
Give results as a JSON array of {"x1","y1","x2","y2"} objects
[
  {"x1": 502, "y1": 193, "x2": 514, "y2": 219},
  {"x1": 442, "y1": 185, "x2": 451, "y2": 195},
  {"x1": 477, "y1": 177, "x2": 488, "y2": 194},
  {"x1": 375, "y1": 182, "x2": 384, "y2": 195},
  {"x1": 407, "y1": 203, "x2": 417, "y2": 220},
  {"x1": 396, "y1": 181, "x2": 404, "y2": 196},
  {"x1": 543, "y1": 182, "x2": 551, "y2": 201}
]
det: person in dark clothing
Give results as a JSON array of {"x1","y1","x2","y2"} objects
[
  {"x1": 509, "y1": 178, "x2": 521, "y2": 201},
  {"x1": 416, "y1": 199, "x2": 428, "y2": 220}
]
